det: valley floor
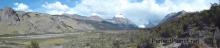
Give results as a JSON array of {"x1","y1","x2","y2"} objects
[{"x1": 0, "y1": 30, "x2": 143, "y2": 48}]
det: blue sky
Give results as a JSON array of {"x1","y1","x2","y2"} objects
[
  {"x1": 0, "y1": 0, "x2": 218, "y2": 28},
  {"x1": 0, "y1": 0, "x2": 80, "y2": 9}
]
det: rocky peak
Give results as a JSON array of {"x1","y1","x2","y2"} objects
[
  {"x1": 1, "y1": 7, "x2": 16, "y2": 16},
  {"x1": 0, "y1": 7, "x2": 20, "y2": 24}
]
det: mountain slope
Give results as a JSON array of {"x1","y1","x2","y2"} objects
[
  {"x1": 0, "y1": 7, "x2": 98, "y2": 34},
  {"x1": 143, "y1": 3, "x2": 220, "y2": 48},
  {"x1": 158, "y1": 10, "x2": 187, "y2": 26},
  {"x1": 0, "y1": 7, "x2": 138, "y2": 35}
]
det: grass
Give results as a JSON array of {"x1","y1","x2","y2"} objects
[{"x1": 0, "y1": 30, "x2": 154, "y2": 48}]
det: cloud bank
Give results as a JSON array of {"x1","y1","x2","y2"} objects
[
  {"x1": 13, "y1": 0, "x2": 218, "y2": 28},
  {"x1": 13, "y1": 3, "x2": 32, "y2": 12},
  {"x1": 71, "y1": 0, "x2": 217, "y2": 27},
  {"x1": 42, "y1": 1, "x2": 76, "y2": 15}
]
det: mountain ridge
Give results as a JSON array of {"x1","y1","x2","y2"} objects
[{"x1": 0, "y1": 7, "x2": 138, "y2": 34}]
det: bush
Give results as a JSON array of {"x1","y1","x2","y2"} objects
[{"x1": 27, "y1": 40, "x2": 40, "y2": 48}]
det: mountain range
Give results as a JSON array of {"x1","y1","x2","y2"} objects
[
  {"x1": 1, "y1": 4, "x2": 220, "y2": 48},
  {"x1": 0, "y1": 7, "x2": 138, "y2": 35},
  {"x1": 0, "y1": 7, "x2": 192, "y2": 35}
]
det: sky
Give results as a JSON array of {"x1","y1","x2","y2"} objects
[{"x1": 0, "y1": 0, "x2": 218, "y2": 28}]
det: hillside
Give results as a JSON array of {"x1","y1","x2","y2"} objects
[
  {"x1": 0, "y1": 7, "x2": 138, "y2": 35},
  {"x1": 137, "y1": 3, "x2": 220, "y2": 48}
]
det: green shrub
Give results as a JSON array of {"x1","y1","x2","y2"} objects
[{"x1": 27, "y1": 40, "x2": 40, "y2": 48}]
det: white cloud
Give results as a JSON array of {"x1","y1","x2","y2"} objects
[
  {"x1": 14, "y1": 3, "x2": 32, "y2": 12},
  {"x1": 138, "y1": 25, "x2": 146, "y2": 28},
  {"x1": 72, "y1": 0, "x2": 218, "y2": 26},
  {"x1": 42, "y1": 1, "x2": 76, "y2": 15},
  {"x1": 43, "y1": 1, "x2": 69, "y2": 11},
  {"x1": 92, "y1": 13, "x2": 102, "y2": 16},
  {"x1": 36, "y1": 0, "x2": 218, "y2": 27}
]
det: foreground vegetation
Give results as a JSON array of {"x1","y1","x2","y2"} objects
[{"x1": 137, "y1": 2, "x2": 220, "y2": 48}]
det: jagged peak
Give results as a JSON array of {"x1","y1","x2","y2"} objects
[
  {"x1": 3, "y1": 7, "x2": 14, "y2": 11},
  {"x1": 2, "y1": 7, "x2": 16, "y2": 15}
]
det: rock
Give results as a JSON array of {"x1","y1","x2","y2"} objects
[{"x1": 0, "y1": 7, "x2": 20, "y2": 24}]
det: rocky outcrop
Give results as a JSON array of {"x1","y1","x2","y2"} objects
[
  {"x1": 0, "y1": 7, "x2": 95, "y2": 34},
  {"x1": 0, "y1": 7, "x2": 20, "y2": 25}
]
